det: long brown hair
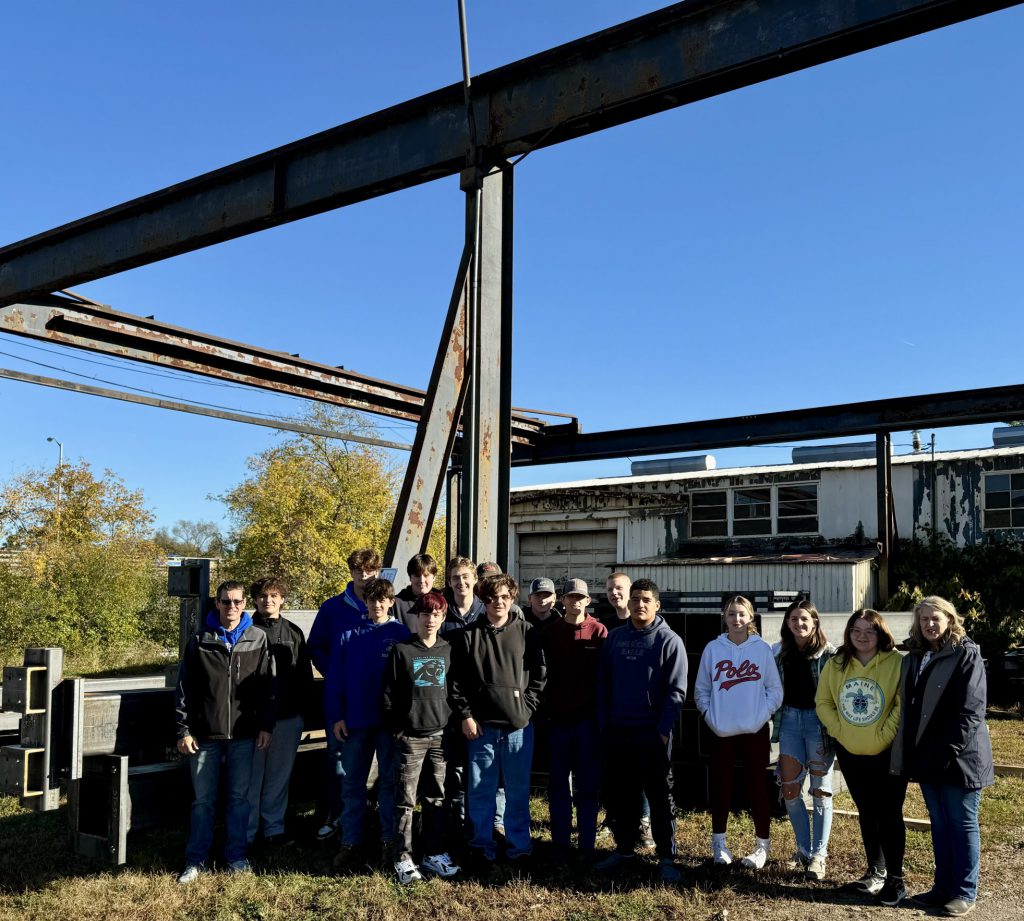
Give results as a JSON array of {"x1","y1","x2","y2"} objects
[
  {"x1": 834, "y1": 608, "x2": 896, "y2": 668},
  {"x1": 779, "y1": 599, "x2": 827, "y2": 659}
]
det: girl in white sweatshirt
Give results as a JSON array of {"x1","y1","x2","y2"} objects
[{"x1": 695, "y1": 595, "x2": 783, "y2": 870}]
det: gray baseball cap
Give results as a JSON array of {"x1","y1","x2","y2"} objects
[
  {"x1": 562, "y1": 578, "x2": 589, "y2": 597},
  {"x1": 529, "y1": 577, "x2": 556, "y2": 595}
]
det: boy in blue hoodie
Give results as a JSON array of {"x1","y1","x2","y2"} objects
[
  {"x1": 308, "y1": 547, "x2": 381, "y2": 841},
  {"x1": 174, "y1": 581, "x2": 274, "y2": 883},
  {"x1": 595, "y1": 578, "x2": 686, "y2": 883},
  {"x1": 327, "y1": 577, "x2": 410, "y2": 870}
]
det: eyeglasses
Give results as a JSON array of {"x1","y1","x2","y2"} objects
[
  {"x1": 218, "y1": 598, "x2": 245, "y2": 607},
  {"x1": 850, "y1": 628, "x2": 877, "y2": 637}
]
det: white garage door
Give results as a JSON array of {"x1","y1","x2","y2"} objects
[{"x1": 516, "y1": 529, "x2": 618, "y2": 598}]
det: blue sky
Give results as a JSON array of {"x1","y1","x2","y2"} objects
[{"x1": 2, "y1": 1, "x2": 1023, "y2": 531}]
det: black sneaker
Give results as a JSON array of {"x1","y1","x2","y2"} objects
[
  {"x1": 848, "y1": 867, "x2": 887, "y2": 895},
  {"x1": 912, "y1": 889, "x2": 949, "y2": 908},
  {"x1": 877, "y1": 876, "x2": 907, "y2": 907}
]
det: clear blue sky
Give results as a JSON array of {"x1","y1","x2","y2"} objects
[{"x1": 2, "y1": 1, "x2": 1023, "y2": 531}]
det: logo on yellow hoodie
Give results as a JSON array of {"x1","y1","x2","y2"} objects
[{"x1": 839, "y1": 677, "x2": 885, "y2": 726}]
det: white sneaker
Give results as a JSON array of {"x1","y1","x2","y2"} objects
[
  {"x1": 176, "y1": 864, "x2": 202, "y2": 884},
  {"x1": 394, "y1": 855, "x2": 423, "y2": 885},
  {"x1": 421, "y1": 852, "x2": 460, "y2": 878},
  {"x1": 806, "y1": 854, "x2": 827, "y2": 880},
  {"x1": 712, "y1": 835, "x2": 734, "y2": 866},
  {"x1": 741, "y1": 838, "x2": 770, "y2": 870}
]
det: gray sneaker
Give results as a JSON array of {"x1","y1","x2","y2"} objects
[
  {"x1": 639, "y1": 817, "x2": 655, "y2": 850},
  {"x1": 805, "y1": 854, "x2": 827, "y2": 881},
  {"x1": 850, "y1": 867, "x2": 887, "y2": 895},
  {"x1": 176, "y1": 864, "x2": 202, "y2": 884}
]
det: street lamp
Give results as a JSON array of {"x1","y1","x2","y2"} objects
[{"x1": 46, "y1": 437, "x2": 64, "y2": 513}]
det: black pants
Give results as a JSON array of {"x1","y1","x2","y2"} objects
[
  {"x1": 835, "y1": 743, "x2": 908, "y2": 876},
  {"x1": 603, "y1": 725, "x2": 676, "y2": 858},
  {"x1": 395, "y1": 733, "x2": 448, "y2": 860}
]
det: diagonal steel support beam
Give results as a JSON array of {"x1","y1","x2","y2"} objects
[{"x1": 2, "y1": 0, "x2": 1019, "y2": 304}]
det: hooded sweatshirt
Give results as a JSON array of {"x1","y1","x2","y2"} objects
[
  {"x1": 695, "y1": 632, "x2": 783, "y2": 737},
  {"x1": 308, "y1": 582, "x2": 366, "y2": 675},
  {"x1": 324, "y1": 615, "x2": 410, "y2": 731},
  {"x1": 448, "y1": 609, "x2": 546, "y2": 730},
  {"x1": 382, "y1": 634, "x2": 452, "y2": 736},
  {"x1": 815, "y1": 649, "x2": 902, "y2": 756},
  {"x1": 596, "y1": 614, "x2": 687, "y2": 739}
]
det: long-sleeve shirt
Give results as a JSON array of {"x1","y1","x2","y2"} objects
[
  {"x1": 542, "y1": 615, "x2": 607, "y2": 723},
  {"x1": 307, "y1": 582, "x2": 365, "y2": 676},
  {"x1": 596, "y1": 614, "x2": 687, "y2": 739},
  {"x1": 815, "y1": 649, "x2": 902, "y2": 755},
  {"x1": 382, "y1": 635, "x2": 452, "y2": 736},
  {"x1": 694, "y1": 633, "x2": 783, "y2": 737}
]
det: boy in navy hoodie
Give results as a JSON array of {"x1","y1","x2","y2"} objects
[
  {"x1": 596, "y1": 578, "x2": 686, "y2": 883},
  {"x1": 383, "y1": 592, "x2": 461, "y2": 883},
  {"x1": 326, "y1": 578, "x2": 410, "y2": 869}
]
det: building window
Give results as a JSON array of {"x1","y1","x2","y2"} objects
[
  {"x1": 689, "y1": 483, "x2": 818, "y2": 538},
  {"x1": 778, "y1": 484, "x2": 819, "y2": 534},
  {"x1": 984, "y1": 472, "x2": 1024, "y2": 529},
  {"x1": 733, "y1": 488, "x2": 771, "y2": 536},
  {"x1": 691, "y1": 490, "x2": 727, "y2": 537}
]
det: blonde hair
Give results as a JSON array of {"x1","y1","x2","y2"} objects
[
  {"x1": 908, "y1": 595, "x2": 966, "y2": 652},
  {"x1": 721, "y1": 594, "x2": 758, "y2": 636}
]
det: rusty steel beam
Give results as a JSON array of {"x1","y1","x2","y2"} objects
[
  {"x1": 0, "y1": 294, "x2": 547, "y2": 440},
  {"x1": 2, "y1": 0, "x2": 1019, "y2": 303},
  {"x1": 518, "y1": 383, "x2": 1024, "y2": 465},
  {"x1": 384, "y1": 247, "x2": 471, "y2": 567}
]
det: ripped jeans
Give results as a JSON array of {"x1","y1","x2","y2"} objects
[{"x1": 776, "y1": 707, "x2": 834, "y2": 859}]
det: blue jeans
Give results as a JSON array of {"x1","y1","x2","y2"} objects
[
  {"x1": 467, "y1": 723, "x2": 534, "y2": 860},
  {"x1": 548, "y1": 718, "x2": 601, "y2": 850},
  {"x1": 920, "y1": 783, "x2": 982, "y2": 903},
  {"x1": 776, "y1": 707, "x2": 834, "y2": 859},
  {"x1": 324, "y1": 721, "x2": 345, "y2": 820},
  {"x1": 186, "y1": 738, "x2": 255, "y2": 866},
  {"x1": 248, "y1": 715, "x2": 303, "y2": 841},
  {"x1": 340, "y1": 727, "x2": 397, "y2": 847}
]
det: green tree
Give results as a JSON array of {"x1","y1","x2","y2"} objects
[
  {"x1": 153, "y1": 519, "x2": 225, "y2": 557},
  {"x1": 0, "y1": 462, "x2": 173, "y2": 666}
]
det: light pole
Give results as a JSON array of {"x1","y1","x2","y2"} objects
[{"x1": 46, "y1": 436, "x2": 64, "y2": 513}]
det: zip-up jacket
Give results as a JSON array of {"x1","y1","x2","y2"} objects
[
  {"x1": 770, "y1": 640, "x2": 835, "y2": 745},
  {"x1": 890, "y1": 637, "x2": 994, "y2": 789},
  {"x1": 253, "y1": 613, "x2": 314, "y2": 721},
  {"x1": 382, "y1": 635, "x2": 452, "y2": 736},
  {"x1": 393, "y1": 587, "x2": 446, "y2": 632},
  {"x1": 175, "y1": 614, "x2": 275, "y2": 741},
  {"x1": 449, "y1": 610, "x2": 546, "y2": 730},
  {"x1": 308, "y1": 582, "x2": 365, "y2": 676},
  {"x1": 596, "y1": 614, "x2": 687, "y2": 739},
  {"x1": 543, "y1": 615, "x2": 607, "y2": 723},
  {"x1": 440, "y1": 592, "x2": 486, "y2": 638},
  {"x1": 695, "y1": 633, "x2": 783, "y2": 737},
  {"x1": 815, "y1": 649, "x2": 902, "y2": 755},
  {"x1": 324, "y1": 616, "x2": 410, "y2": 731}
]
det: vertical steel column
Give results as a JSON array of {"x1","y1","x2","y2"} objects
[
  {"x1": 458, "y1": 184, "x2": 480, "y2": 559},
  {"x1": 473, "y1": 164, "x2": 512, "y2": 566},
  {"x1": 876, "y1": 432, "x2": 893, "y2": 605}
]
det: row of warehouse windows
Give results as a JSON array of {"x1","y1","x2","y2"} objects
[
  {"x1": 690, "y1": 483, "x2": 819, "y2": 538},
  {"x1": 983, "y1": 472, "x2": 1024, "y2": 530}
]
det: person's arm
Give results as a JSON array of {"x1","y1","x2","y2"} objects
[
  {"x1": 381, "y1": 644, "x2": 403, "y2": 733},
  {"x1": 948, "y1": 644, "x2": 988, "y2": 759},
  {"x1": 814, "y1": 659, "x2": 842, "y2": 739},
  {"x1": 174, "y1": 637, "x2": 199, "y2": 754},
  {"x1": 323, "y1": 632, "x2": 345, "y2": 735},
  {"x1": 693, "y1": 645, "x2": 712, "y2": 717},
  {"x1": 523, "y1": 625, "x2": 547, "y2": 715},
  {"x1": 259, "y1": 633, "x2": 277, "y2": 736},
  {"x1": 307, "y1": 603, "x2": 331, "y2": 676},
  {"x1": 595, "y1": 634, "x2": 613, "y2": 733},
  {"x1": 763, "y1": 650, "x2": 784, "y2": 714},
  {"x1": 657, "y1": 634, "x2": 688, "y2": 741}
]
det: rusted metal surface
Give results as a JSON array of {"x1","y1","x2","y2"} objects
[
  {"x1": 0, "y1": 295, "x2": 546, "y2": 441},
  {"x1": 384, "y1": 247, "x2": 472, "y2": 567},
  {"x1": 2, "y1": 0, "x2": 1018, "y2": 303}
]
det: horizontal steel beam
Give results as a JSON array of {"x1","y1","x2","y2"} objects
[
  {"x1": 516, "y1": 383, "x2": 1024, "y2": 465},
  {"x1": 0, "y1": 295, "x2": 546, "y2": 440},
  {"x1": 2, "y1": 0, "x2": 1018, "y2": 303}
]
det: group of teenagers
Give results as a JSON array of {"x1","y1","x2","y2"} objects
[{"x1": 174, "y1": 548, "x2": 994, "y2": 918}]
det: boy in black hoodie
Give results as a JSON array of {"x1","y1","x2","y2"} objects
[
  {"x1": 383, "y1": 592, "x2": 461, "y2": 884},
  {"x1": 449, "y1": 574, "x2": 546, "y2": 867}
]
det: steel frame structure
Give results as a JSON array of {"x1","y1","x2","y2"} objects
[{"x1": 1, "y1": 0, "x2": 1021, "y2": 575}]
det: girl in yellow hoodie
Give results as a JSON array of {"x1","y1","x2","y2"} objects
[{"x1": 815, "y1": 609, "x2": 907, "y2": 906}]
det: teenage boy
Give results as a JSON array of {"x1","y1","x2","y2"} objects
[
  {"x1": 247, "y1": 577, "x2": 313, "y2": 849},
  {"x1": 449, "y1": 575, "x2": 546, "y2": 869},
  {"x1": 596, "y1": 578, "x2": 686, "y2": 883},
  {"x1": 175, "y1": 581, "x2": 274, "y2": 883},
  {"x1": 602, "y1": 572, "x2": 632, "y2": 631},
  {"x1": 327, "y1": 578, "x2": 410, "y2": 869},
  {"x1": 383, "y1": 592, "x2": 461, "y2": 884},
  {"x1": 442, "y1": 555, "x2": 485, "y2": 636},
  {"x1": 393, "y1": 554, "x2": 442, "y2": 631},
  {"x1": 542, "y1": 578, "x2": 607, "y2": 856},
  {"x1": 526, "y1": 577, "x2": 561, "y2": 631},
  {"x1": 309, "y1": 547, "x2": 381, "y2": 841}
]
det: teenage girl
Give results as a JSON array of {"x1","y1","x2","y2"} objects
[
  {"x1": 695, "y1": 595, "x2": 783, "y2": 869},
  {"x1": 815, "y1": 609, "x2": 908, "y2": 906},
  {"x1": 771, "y1": 600, "x2": 835, "y2": 880}
]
